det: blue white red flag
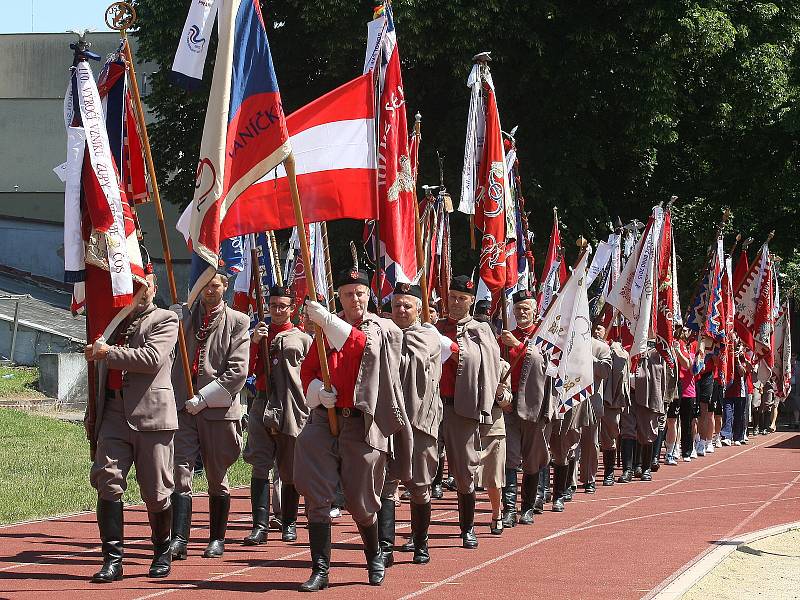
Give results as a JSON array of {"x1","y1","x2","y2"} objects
[{"x1": 187, "y1": 0, "x2": 291, "y2": 304}]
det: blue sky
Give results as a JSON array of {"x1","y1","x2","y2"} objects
[{"x1": 1, "y1": 0, "x2": 113, "y2": 34}]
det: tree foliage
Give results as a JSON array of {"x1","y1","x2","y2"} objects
[{"x1": 132, "y1": 0, "x2": 800, "y2": 297}]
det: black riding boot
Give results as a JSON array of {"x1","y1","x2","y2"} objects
[
  {"x1": 358, "y1": 520, "x2": 385, "y2": 586},
  {"x1": 243, "y1": 477, "x2": 270, "y2": 546},
  {"x1": 552, "y1": 465, "x2": 568, "y2": 512},
  {"x1": 501, "y1": 468, "x2": 518, "y2": 527},
  {"x1": 563, "y1": 459, "x2": 577, "y2": 502},
  {"x1": 618, "y1": 438, "x2": 635, "y2": 483},
  {"x1": 411, "y1": 502, "x2": 431, "y2": 564},
  {"x1": 91, "y1": 499, "x2": 124, "y2": 583},
  {"x1": 534, "y1": 467, "x2": 548, "y2": 513},
  {"x1": 298, "y1": 522, "x2": 330, "y2": 592},
  {"x1": 431, "y1": 460, "x2": 444, "y2": 499},
  {"x1": 281, "y1": 483, "x2": 300, "y2": 542},
  {"x1": 518, "y1": 474, "x2": 538, "y2": 524},
  {"x1": 634, "y1": 442, "x2": 643, "y2": 478},
  {"x1": 148, "y1": 505, "x2": 172, "y2": 578},
  {"x1": 169, "y1": 492, "x2": 191, "y2": 560},
  {"x1": 204, "y1": 494, "x2": 230, "y2": 558},
  {"x1": 602, "y1": 450, "x2": 616, "y2": 486},
  {"x1": 640, "y1": 443, "x2": 654, "y2": 481},
  {"x1": 458, "y1": 492, "x2": 478, "y2": 549},
  {"x1": 377, "y1": 497, "x2": 396, "y2": 567},
  {"x1": 652, "y1": 428, "x2": 665, "y2": 472}
]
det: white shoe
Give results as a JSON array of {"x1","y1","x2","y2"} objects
[
  {"x1": 734, "y1": 441, "x2": 742, "y2": 446},
  {"x1": 665, "y1": 454, "x2": 678, "y2": 466},
  {"x1": 714, "y1": 436, "x2": 722, "y2": 448},
  {"x1": 683, "y1": 456, "x2": 692, "y2": 462},
  {"x1": 329, "y1": 507, "x2": 341, "y2": 518},
  {"x1": 721, "y1": 438, "x2": 732, "y2": 446},
  {"x1": 696, "y1": 441, "x2": 706, "y2": 456},
  {"x1": 705, "y1": 441, "x2": 715, "y2": 453}
]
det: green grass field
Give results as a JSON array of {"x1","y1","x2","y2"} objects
[
  {"x1": 0, "y1": 366, "x2": 44, "y2": 399},
  {"x1": 0, "y1": 408, "x2": 251, "y2": 524}
]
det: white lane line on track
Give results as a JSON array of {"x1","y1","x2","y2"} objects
[
  {"x1": 130, "y1": 506, "x2": 466, "y2": 600},
  {"x1": 394, "y1": 433, "x2": 783, "y2": 600},
  {"x1": 643, "y1": 469, "x2": 800, "y2": 600},
  {"x1": 569, "y1": 480, "x2": 794, "y2": 505}
]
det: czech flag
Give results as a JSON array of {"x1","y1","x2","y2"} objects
[{"x1": 187, "y1": 0, "x2": 291, "y2": 303}]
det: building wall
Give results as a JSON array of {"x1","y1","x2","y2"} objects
[{"x1": 0, "y1": 32, "x2": 191, "y2": 306}]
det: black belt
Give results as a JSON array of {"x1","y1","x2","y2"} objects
[
  {"x1": 317, "y1": 406, "x2": 362, "y2": 418},
  {"x1": 441, "y1": 396, "x2": 454, "y2": 406}
]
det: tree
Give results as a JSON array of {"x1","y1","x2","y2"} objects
[{"x1": 132, "y1": 0, "x2": 800, "y2": 299}]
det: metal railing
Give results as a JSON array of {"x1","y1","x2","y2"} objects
[{"x1": 0, "y1": 294, "x2": 30, "y2": 365}]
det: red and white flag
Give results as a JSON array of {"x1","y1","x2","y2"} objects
[
  {"x1": 654, "y1": 210, "x2": 676, "y2": 366},
  {"x1": 537, "y1": 211, "x2": 567, "y2": 313},
  {"x1": 773, "y1": 300, "x2": 792, "y2": 399},
  {"x1": 733, "y1": 243, "x2": 775, "y2": 368}
]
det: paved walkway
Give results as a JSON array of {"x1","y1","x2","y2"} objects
[{"x1": 0, "y1": 431, "x2": 797, "y2": 599}]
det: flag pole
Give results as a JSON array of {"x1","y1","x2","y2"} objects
[
  {"x1": 285, "y1": 152, "x2": 339, "y2": 436},
  {"x1": 108, "y1": 3, "x2": 194, "y2": 397},
  {"x1": 320, "y1": 222, "x2": 336, "y2": 312},
  {"x1": 411, "y1": 112, "x2": 431, "y2": 323},
  {"x1": 250, "y1": 233, "x2": 272, "y2": 397},
  {"x1": 269, "y1": 231, "x2": 283, "y2": 286}
]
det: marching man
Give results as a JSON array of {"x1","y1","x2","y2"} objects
[
  {"x1": 436, "y1": 274, "x2": 501, "y2": 549},
  {"x1": 242, "y1": 285, "x2": 312, "y2": 545},
  {"x1": 294, "y1": 265, "x2": 411, "y2": 591},
  {"x1": 85, "y1": 271, "x2": 179, "y2": 582},
  {"x1": 169, "y1": 272, "x2": 250, "y2": 560}
]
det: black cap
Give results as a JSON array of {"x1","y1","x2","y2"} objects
[
  {"x1": 268, "y1": 285, "x2": 293, "y2": 299},
  {"x1": 450, "y1": 274, "x2": 476, "y2": 296},
  {"x1": 335, "y1": 268, "x2": 371, "y2": 289},
  {"x1": 393, "y1": 281, "x2": 423, "y2": 300},
  {"x1": 512, "y1": 289, "x2": 535, "y2": 304},
  {"x1": 475, "y1": 299, "x2": 491, "y2": 316}
]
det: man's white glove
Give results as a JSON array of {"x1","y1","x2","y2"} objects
[
  {"x1": 319, "y1": 386, "x2": 338, "y2": 408},
  {"x1": 305, "y1": 300, "x2": 352, "y2": 351},
  {"x1": 185, "y1": 395, "x2": 207, "y2": 415}
]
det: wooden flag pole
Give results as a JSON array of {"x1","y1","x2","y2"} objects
[
  {"x1": 107, "y1": 3, "x2": 194, "y2": 396},
  {"x1": 268, "y1": 231, "x2": 283, "y2": 286},
  {"x1": 250, "y1": 233, "x2": 271, "y2": 388},
  {"x1": 285, "y1": 153, "x2": 338, "y2": 436},
  {"x1": 411, "y1": 113, "x2": 431, "y2": 323}
]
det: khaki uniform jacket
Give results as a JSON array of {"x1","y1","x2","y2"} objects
[
  {"x1": 450, "y1": 316, "x2": 501, "y2": 424},
  {"x1": 633, "y1": 348, "x2": 668, "y2": 413},
  {"x1": 264, "y1": 327, "x2": 313, "y2": 437},
  {"x1": 603, "y1": 342, "x2": 631, "y2": 409},
  {"x1": 172, "y1": 303, "x2": 250, "y2": 421},
  {"x1": 354, "y1": 313, "x2": 414, "y2": 483},
  {"x1": 515, "y1": 342, "x2": 555, "y2": 423},
  {"x1": 91, "y1": 306, "x2": 180, "y2": 435},
  {"x1": 399, "y1": 323, "x2": 443, "y2": 439}
]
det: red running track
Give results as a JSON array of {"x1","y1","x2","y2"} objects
[{"x1": 1, "y1": 431, "x2": 798, "y2": 600}]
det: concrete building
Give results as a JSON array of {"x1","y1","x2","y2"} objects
[{"x1": 0, "y1": 32, "x2": 190, "y2": 309}]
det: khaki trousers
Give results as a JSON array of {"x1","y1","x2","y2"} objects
[
  {"x1": 174, "y1": 411, "x2": 243, "y2": 496},
  {"x1": 441, "y1": 403, "x2": 481, "y2": 494},
  {"x1": 242, "y1": 395, "x2": 297, "y2": 483}
]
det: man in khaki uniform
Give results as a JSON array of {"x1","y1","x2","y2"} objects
[
  {"x1": 169, "y1": 272, "x2": 250, "y2": 559},
  {"x1": 619, "y1": 345, "x2": 668, "y2": 482},
  {"x1": 436, "y1": 275, "x2": 501, "y2": 549},
  {"x1": 381, "y1": 282, "x2": 444, "y2": 566},
  {"x1": 243, "y1": 285, "x2": 312, "y2": 545},
  {"x1": 596, "y1": 327, "x2": 630, "y2": 486},
  {"x1": 294, "y1": 267, "x2": 411, "y2": 591},
  {"x1": 499, "y1": 290, "x2": 553, "y2": 526},
  {"x1": 85, "y1": 272, "x2": 179, "y2": 582},
  {"x1": 574, "y1": 334, "x2": 612, "y2": 493}
]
